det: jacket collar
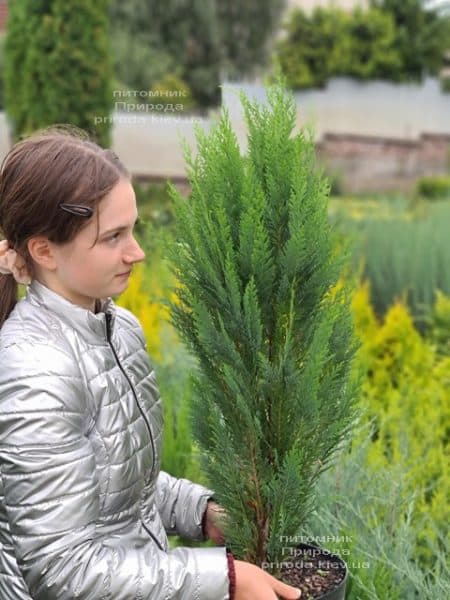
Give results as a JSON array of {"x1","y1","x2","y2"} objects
[{"x1": 26, "y1": 280, "x2": 117, "y2": 342}]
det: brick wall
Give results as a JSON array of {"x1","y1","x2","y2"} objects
[
  {"x1": 130, "y1": 133, "x2": 450, "y2": 194},
  {"x1": 317, "y1": 133, "x2": 450, "y2": 193},
  {"x1": 0, "y1": 0, "x2": 7, "y2": 31}
]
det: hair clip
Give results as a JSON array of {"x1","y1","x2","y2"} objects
[{"x1": 59, "y1": 203, "x2": 93, "y2": 218}]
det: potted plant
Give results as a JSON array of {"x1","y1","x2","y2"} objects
[{"x1": 166, "y1": 83, "x2": 359, "y2": 599}]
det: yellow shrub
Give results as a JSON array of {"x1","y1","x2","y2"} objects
[
  {"x1": 117, "y1": 262, "x2": 178, "y2": 362},
  {"x1": 352, "y1": 284, "x2": 450, "y2": 561}
]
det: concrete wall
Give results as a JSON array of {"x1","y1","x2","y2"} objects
[
  {"x1": 223, "y1": 78, "x2": 450, "y2": 141},
  {"x1": 1, "y1": 77, "x2": 449, "y2": 193}
]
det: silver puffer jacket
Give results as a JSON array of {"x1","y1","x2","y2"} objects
[{"x1": 0, "y1": 280, "x2": 229, "y2": 599}]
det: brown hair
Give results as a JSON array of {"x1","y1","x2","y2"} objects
[{"x1": 0, "y1": 126, "x2": 129, "y2": 328}]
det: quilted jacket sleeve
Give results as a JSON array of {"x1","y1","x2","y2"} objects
[
  {"x1": 0, "y1": 342, "x2": 230, "y2": 600},
  {"x1": 155, "y1": 470, "x2": 215, "y2": 541}
]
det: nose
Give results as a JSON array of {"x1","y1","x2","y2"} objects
[{"x1": 124, "y1": 236, "x2": 146, "y2": 264}]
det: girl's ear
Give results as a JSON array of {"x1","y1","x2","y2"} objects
[{"x1": 27, "y1": 237, "x2": 58, "y2": 271}]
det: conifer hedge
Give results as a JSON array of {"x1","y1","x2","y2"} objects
[
  {"x1": 4, "y1": 0, "x2": 113, "y2": 145},
  {"x1": 277, "y1": 2, "x2": 450, "y2": 89}
]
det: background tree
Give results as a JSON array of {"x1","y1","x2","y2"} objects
[
  {"x1": 108, "y1": 0, "x2": 173, "y2": 101},
  {"x1": 167, "y1": 85, "x2": 359, "y2": 567},
  {"x1": 342, "y1": 7, "x2": 402, "y2": 80},
  {"x1": 370, "y1": 0, "x2": 450, "y2": 79},
  {"x1": 109, "y1": 0, "x2": 288, "y2": 107},
  {"x1": 215, "y1": 0, "x2": 286, "y2": 80},
  {"x1": 277, "y1": 1, "x2": 449, "y2": 88},
  {"x1": 275, "y1": 7, "x2": 340, "y2": 89},
  {"x1": 109, "y1": 0, "x2": 222, "y2": 108},
  {"x1": 4, "y1": 0, "x2": 113, "y2": 145}
]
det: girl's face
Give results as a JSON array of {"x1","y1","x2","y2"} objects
[{"x1": 37, "y1": 178, "x2": 145, "y2": 311}]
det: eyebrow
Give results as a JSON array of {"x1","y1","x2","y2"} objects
[{"x1": 100, "y1": 215, "x2": 140, "y2": 237}]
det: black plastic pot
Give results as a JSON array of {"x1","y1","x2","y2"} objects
[{"x1": 281, "y1": 543, "x2": 348, "y2": 600}]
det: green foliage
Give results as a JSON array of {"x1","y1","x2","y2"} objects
[
  {"x1": 156, "y1": 345, "x2": 203, "y2": 485},
  {"x1": 124, "y1": 214, "x2": 449, "y2": 580},
  {"x1": 109, "y1": 0, "x2": 221, "y2": 108},
  {"x1": 110, "y1": 28, "x2": 173, "y2": 97},
  {"x1": 133, "y1": 181, "x2": 175, "y2": 229},
  {"x1": 304, "y1": 428, "x2": 450, "y2": 599},
  {"x1": 416, "y1": 175, "x2": 450, "y2": 199},
  {"x1": 371, "y1": 0, "x2": 450, "y2": 80},
  {"x1": 215, "y1": 0, "x2": 286, "y2": 80},
  {"x1": 342, "y1": 8, "x2": 402, "y2": 80},
  {"x1": 277, "y1": 2, "x2": 450, "y2": 89},
  {"x1": 121, "y1": 208, "x2": 449, "y2": 581},
  {"x1": 150, "y1": 74, "x2": 194, "y2": 111},
  {"x1": 109, "y1": 0, "x2": 287, "y2": 105},
  {"x1": 332, "y1": 198, "x2": 450, "y2": 327},
  {"x1": 275, "y1": 8, "x2": 343, "y2": 89},
  {"x1": 166, "y1": 85, "x2": 359, "y2": 567},
  {"x1": 300, "y1": 287, "x2": 450, "y2": 593},
  {"x1": 4, "y1": 0, "x2": 113, "y2": 145},
  {"x1": 423, "y1": 289, "x2": 450, "y2": 357},
  {"x1": 276, "y1": 6, "x2": 402, "y2": 88}
]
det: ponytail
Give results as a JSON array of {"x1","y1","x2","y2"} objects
[{"x1": 0, "y1": 273, "x2": 18, "y2": 329}]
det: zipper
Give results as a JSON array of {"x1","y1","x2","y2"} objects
[{"x1": 105, "y1": 312, "x2": 163, "y2": 551}]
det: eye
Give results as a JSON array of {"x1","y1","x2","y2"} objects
[{"x1": 107, "y1": 232, "x2": 121, "y2": 243}]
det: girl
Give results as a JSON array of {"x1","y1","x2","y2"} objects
[{"x1": 0, "y1": 128, "x2": 302, "y2": 600}]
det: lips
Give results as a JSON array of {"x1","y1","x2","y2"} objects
[{"x1": 116, "y1": 271, "x2": 131, "y2": 277}]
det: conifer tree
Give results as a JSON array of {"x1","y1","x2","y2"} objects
[
  {"x1": 4, "y1": 0, "x2": 113, "y2": 145},
  {"x1": 370, "y1": 0, "x2": 450, "y2": 79},
  {"x1": 216, "y1": 0, "x2": 286, "y2": 79},
  {"x1": 109, "y1": 0, "x2": 221, "y2": 107},
  {"x1": 167, "y1": 85, "x2": 359, "y2": 569}
]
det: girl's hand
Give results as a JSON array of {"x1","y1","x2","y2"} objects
[
  {"x1": 234, "y1": 560, "x2": 301, "y2": 600},
  {"x1": 202, "y1": 503, "x2": 301, "y2": 598},
  {"x1": 203, "y1": 501, "x2": 227, "y2": 545}
]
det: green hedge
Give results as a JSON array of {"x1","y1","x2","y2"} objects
[
  {"x1": 416, "y1": 175, "x2": 450, "y2": 199},
  {"x1": 4, "y1": 0, "x2": 113, "y2": 145},
  {"x1": 276, "y1": 2, "x2": 450, "y2": 89}
]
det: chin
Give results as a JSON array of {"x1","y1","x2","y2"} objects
[{"x1": 112, "y1": 280, "x2": 130, "y2": 294}]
